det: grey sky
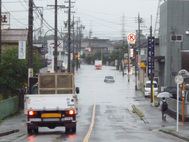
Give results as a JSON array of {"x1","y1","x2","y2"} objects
[{"x1": 2, "y1": 0, "x2": 159, "y2": 40}]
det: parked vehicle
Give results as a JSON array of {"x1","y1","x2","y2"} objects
[
  {"x1": 104, "y1": 76, "x2": 115, "y2": 83},
  {"x1": 24, "y1": 73, "x2": 79, "y2": 134},
  {"x1": 95, "y1": 60, "x2": 102, "y2": 70},
  {"x1": 144, "y1": 80, "x2": 158, "y2": 97}
]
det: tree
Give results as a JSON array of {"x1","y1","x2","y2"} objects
[{"x1": 0, "y1": 45, "x2": 44, "y2": 99}]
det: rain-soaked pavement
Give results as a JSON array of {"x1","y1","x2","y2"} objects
[{"x1": 0, "y1": 65, "x2": 186, "y2": 142}]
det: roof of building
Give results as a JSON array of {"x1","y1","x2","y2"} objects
[{"x1": 2, "y1": 29, "x2": 28, "y2": 44}]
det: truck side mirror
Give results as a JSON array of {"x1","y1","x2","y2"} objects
[{"x1": 76, "y1": 87, "x2": 79, "y2": 94}]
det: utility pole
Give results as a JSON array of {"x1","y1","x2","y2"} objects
[
  {"x1": 135, "y1": 47, "x2": 138, "y2": 90},
  {"x1": 150, "y1": 15, "x2": 153, "y2": 104},
  {"x1": 67, "y1": 0, "x2": 71, "y2": 72},
  {"x1": 128, "y1": 44, "x2": 130, "y2": 82},
  {"x1": 48, "y1": 3, "x2": 65, "y2": 72},
  {"x1": 76, "y1": 20, "x2": 79, "y2": 71},
  {"x1": 138, "y1": 13, "x2": 141, "y2": 55},
  {"x1": 0, "y1": 0, "x2": 2, "y2": 64},
  {"x1": 28, "y1": 0, "x2": 33, "y2": 93},
  {"x1": 72, "y1": 16, "x2": 75, "y2": 73},
  {"x1": 78, "y1": 23, "x2": 83, "y2": 68},
  {"x1": 54, "y1": 0, "x2": 58, "y2": 72},
  {"x1": 122, "y1": 14, "x2": 125, "y2": 74}
]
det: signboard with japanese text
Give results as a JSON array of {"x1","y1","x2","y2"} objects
[
  {"x1": 18, "y1": 41, "x2": 26, "y2": 59},
  {"x1": 130, "y1": 48, "x2": 134, "y2": 57},
  {"x1": 147, "y1": 36, "x2": 155, "y2": 77},
  {"x1": 1, "y1": 12, "x2": 10, "y2": 25}
]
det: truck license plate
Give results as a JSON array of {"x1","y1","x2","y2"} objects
[{"x1": 41, "y1": 113, "x2": 61, "y2": 118}]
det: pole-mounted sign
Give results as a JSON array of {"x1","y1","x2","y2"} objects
[
  {"x1": 147, "y1": 36, "x2": 155, "y2": 77},
  {"x1": 175, "y1": 75, "x2": 184, "y2": 132},
  {"x1": 128, "y1": 33, "x2": 136, "y2": 44}
]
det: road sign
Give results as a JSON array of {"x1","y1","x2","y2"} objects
[
  {"x1": 175, "y1": 75, "x2": 184, "y2": 84},
  {"x1": 128, "y1": 33, "x2": 136, "y2": 44},
  {"x1": 147, "y1": 36, "x2": 155, "y2": 77}
]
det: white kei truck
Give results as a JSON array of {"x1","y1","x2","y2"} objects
[{"x1": 24, "y1": 73, "x2": 79, "y2": 134}]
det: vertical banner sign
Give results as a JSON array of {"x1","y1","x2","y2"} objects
[
  {"x1": 130, "y1": 48, "x2": 134, "y2": 57},
  {"x1": 18, "y1": 41, "x2": 26, "y2": 59},
  {"x1": 147, "y1": 37, "x2": 155, "y2": 77}
]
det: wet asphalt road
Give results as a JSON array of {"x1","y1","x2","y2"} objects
[{"x1": 0, "y1": 65, "x2": 186, "y2": 142}]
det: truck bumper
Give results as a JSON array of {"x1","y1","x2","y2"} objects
[{"x1": 27, "y1": 119, "x2": 76, "y2": 128}]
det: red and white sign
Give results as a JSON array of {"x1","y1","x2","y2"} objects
[
  {"x1": 128, "y1": 33, "x2": 136, "y2": 44},
  {"x1": 130, "y1": 48, "x2": 134, "y2": 57}
]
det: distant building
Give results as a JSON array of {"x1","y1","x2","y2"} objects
[
  {"x1": 2, "y1": 29, "x2": 28, "y2": 51},
  {"x1": 81, "y1": 38, "x2": 114, "y2": 55}
]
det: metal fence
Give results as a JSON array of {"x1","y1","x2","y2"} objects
[{"x1": 0, "y1": 96, "x2": 18, "y2": 120}]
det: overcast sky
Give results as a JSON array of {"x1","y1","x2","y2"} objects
[{"x1": 2, "y1": 0, "x2": 160, "y2": 40}]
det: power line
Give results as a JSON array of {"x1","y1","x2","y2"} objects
[{"x1": 2, "y1": 4, "x2": 27, "y2": 26}]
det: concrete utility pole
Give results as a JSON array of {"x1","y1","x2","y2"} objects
[
  {"x1": 72, "y1": 16, "x2": 75, "y2": 73},
  {"x1": 28, "y1": 0, "x2": 34, "y2": 92},
  {"x1": 122, "y1": 14, "x2": 126, "y2": 74},
  {"x1": 78, "y1": 23, "x2": 83, "y2": 68},
  {"x1": 128, "y1": 44, "x2": 130, "y2": 82},
  {"x1": 138, "y1": 13, "x2": 141, "y2": 55},
  {"x1": 0, "y1": 0, "x2": 2, "y2": 64},
  {"x1": 150, "y1": 15, "x2": 153, "y2": 104},
  {"x1": 76, "y1": 20, "x2": 79, "y2": 71},
  {"x1": 48, "y1": 3, "x2": 65, "y2": 72},
  {"x1": 135, "y1": 48, "x2": 137, "y2": 90},
  {"x1": 67, "y1": 0, "x2": 71, "y2": 72},
  {"x1": 54, "y1": 0, "x2": 58, "y2": 72}
]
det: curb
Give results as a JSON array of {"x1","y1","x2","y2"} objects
[
  {"x1": 131, "y1": 104, "x2": 148, "y2": 123},
  {"x1": 0, "y1": 129, "x2": 19, "y2": 137},
  {"x1": 159, "y1": 129, "x2": 189, "y2": 141}
]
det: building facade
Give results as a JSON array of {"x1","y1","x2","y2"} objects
[{"x1": 159, "y1": 0, "x2": 189, "y2": 88}]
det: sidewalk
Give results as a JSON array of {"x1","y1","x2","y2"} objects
[
  {"x1": 134, "y1": 99, "x2": 189, "y2": 141},
  {"x1": 0, "y1": 112, "x2": 26, "y2": 137}
]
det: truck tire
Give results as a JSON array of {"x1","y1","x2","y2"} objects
[
  {"x1": 72, "y1": 127, "x2": 76, "y2": 133},
  {"x1": 65, "y1": 127, "x2": 70, "y2": 133},
  {"x1": 34, "y1": 127, "x2": 39, "y2": 134},
  {"x1": 27, "y1": 127, "x2": 32, "y2": 134}
]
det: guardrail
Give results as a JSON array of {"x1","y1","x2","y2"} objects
[{"x1": 0, "y1": 96, "x2": 18, "y2": 120}]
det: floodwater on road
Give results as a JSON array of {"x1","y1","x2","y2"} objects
[{"x1": 0, "y1": 65, "x2": 185, "y2": 142}]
